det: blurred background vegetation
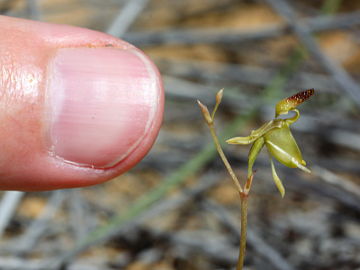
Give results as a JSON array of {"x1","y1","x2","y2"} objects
[{"x1": 0, "y1": 0, "x2": 360, "y2": 269}]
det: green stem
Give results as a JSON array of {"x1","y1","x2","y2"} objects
[
  {"x1": 237, "y1": 193, "x2": 248, "y2": 270},
  {"x1": 208, "y1": 122, "x2": 243, "y2": 193}
]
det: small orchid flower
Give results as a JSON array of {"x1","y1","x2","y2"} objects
[{"x1": 226, "y1": 89, "x2": 314, "y2": 197}]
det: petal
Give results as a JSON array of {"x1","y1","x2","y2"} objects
[
  {"x1": 276, "y1": 89, "x2": 314, "y2": 116},
  {"x1": 248, "y1": 137, "x2": 265, "y2": 177},
  {"x1": 265, "y1": 124, "x2": 303, "y2": 168},
  {"x1": 270, "y1": 158, "x2": 285, "y2": 198},
  {"x1": 226, "y1": 136, "x2": 255, "y2": 145},
  {"x1": 226, "y1": 120, "x2": 282, "y2": 145}
]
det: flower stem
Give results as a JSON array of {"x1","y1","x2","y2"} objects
[
  {"x1": 208, "y1": 122, "x2": 243, "y2": 193},
  {"x1": 198, "y1": 93, "x2": 249, "y2": 269},
  {"x1": 237, "y1": 193, "x2": 248, "y2": 270}
]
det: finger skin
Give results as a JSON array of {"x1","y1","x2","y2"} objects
[{"x1": 0, "y1": 16, "x2": 164, "y2": 190}]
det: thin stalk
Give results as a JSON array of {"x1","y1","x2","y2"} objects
[
  {"x1": 199, "y1": 43, "x2": 306, "y2": 269},
  {"x1": 205, "y1": 113, "x2": 248, "y2": 270},
  {"x1": 208, "y1": 122, "x2": 243, "y2": 193},
  {"x1": 237, "y1": 194, "x2": 248, "y2": 270}
]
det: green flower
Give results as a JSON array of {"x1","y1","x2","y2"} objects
[{"x1": 226, "y1": 89, "x2": 314, "y2": 197}]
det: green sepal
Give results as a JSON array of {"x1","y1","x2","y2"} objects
[
  {"x1": 226, "y1": 120, "x2": 282, "y2": 145},
  {"x1": 264, "y1": 122, "x2": 310, "y2": 173},
  {"x1": 270, "y1": 158, "x2": 285, "y2": 198},
  {"x1": 248, "y1": 137, "x2": 265, "y2": 178}
]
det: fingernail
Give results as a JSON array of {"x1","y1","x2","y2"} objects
[{"x1": 47, "y1": 48, "x2": 160, "y2": 168}]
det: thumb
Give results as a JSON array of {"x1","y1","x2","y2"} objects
[{"x1": 0, "y1": 16, "x2": 164, "y2": 190}]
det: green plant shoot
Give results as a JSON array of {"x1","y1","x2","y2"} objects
[
  {"x1": 227, "y1": 89, "x2": 314, "y2": 197},
  {"x1": 197, "y1": 89, "x2": 314, "y2": 270}
]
